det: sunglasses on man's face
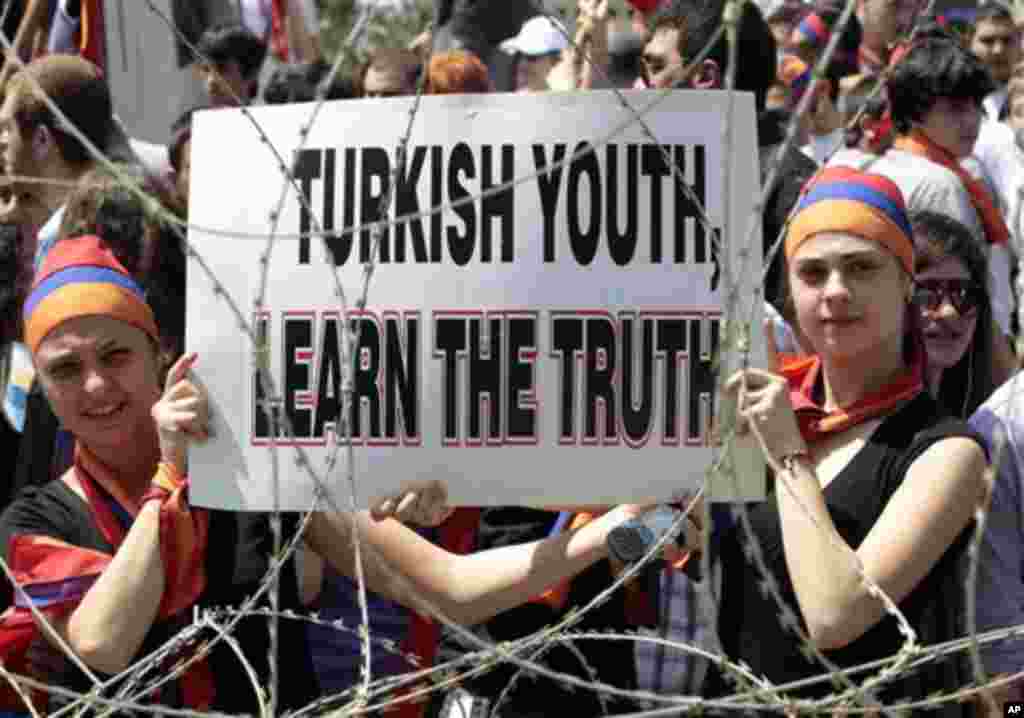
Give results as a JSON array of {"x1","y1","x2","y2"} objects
[{"x1": 912, "y1": 279, "x2": 983, "y2": 315}]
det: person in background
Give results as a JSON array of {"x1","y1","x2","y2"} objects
[
  {"x1": 546, "y1": 0, "x2": 612, "y2": 91},
  {"x1": 167, "y1": 107, "x2": 202, "y2": 216},
  {"x1": 830, "y1": 35, "x2": 1017, "y2": 386},
  {"x1": 604, "y1": 22, "x2": 644, "y2": 89},
  {"x1": 356, "y1": 48, "x2": 422, "y2": 98},
  {"x1": 970, "y1": 2, "x2": 1021, "y2": 122},
  {"x1": 239, "y1": 0, "x2": 321, "y2": 65},
  {"x1": 786, "y1": 0, "x2": 862, "y2": 77},
  {"x1": 425, "y1": 50, "x2": 493, "y2": 94},
  {"x1": 764, "y1": 0, "x2": 809, "y2": 53},
  {"x1": 625, "y1": 0, "x2": 658, "y2": 42},
  {"x1": 1010, "y1": 75, "x2": 1024, "y2": 135},
  {"x1": 641, "y1": 0, "x2": 818, "y2": 311},
  {"x1": 778, "y1": 54, "x2": 845, "y2": 164},
  {"x1": 855, "y1": 0, "x2": 923, "y2": 75},
  {"x1": 912, "y1": 211, "x2": 999, "y2": 417},
  {"x1": 261, "y1": 62, "x2": 320, "y2": 104},
  {"x1": 0, "y1": 223, "x2": 28, "y2": 512},
  {"x1": 195, "y1": 24, "x2": 267, "y2": 108},
  {"x1": 840, "y1": 93, "x2": 894, "y2": 154},
  {"x1": 0, "y1": 55, "x2": 125, "y2": 448},
  {"x1": 499, "y1": 15, "x2": 570, "y2": 93}
]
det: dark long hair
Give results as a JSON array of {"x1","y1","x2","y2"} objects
[{"x1": 912, "y1": 211, "x2": 995, "y2": 418}]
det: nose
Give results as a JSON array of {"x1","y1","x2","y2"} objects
[
  {"x1": 935, "y1": 296, "x2": 960, "y2": 319},
  {"x1": 822, "y1": 268, "x2": 851, "y2": 301},
  {"x1": 82, "y1": 365, "x2": 111, "y2": 396}
]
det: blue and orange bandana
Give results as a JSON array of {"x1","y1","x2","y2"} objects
[
  {"x1": 787, "y1": 166, "x2": 914, "y2": 274},
  {"x1": 23, "y1": 234, "x2": 158, "y2": 354}
]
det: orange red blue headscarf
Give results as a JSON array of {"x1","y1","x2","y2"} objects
[
  {"x1": 789, "y1": 12, "x2": 831, "y2": 50},
  {"x1": 778, "y1": 54, "x2": 833, "y2": 111},
  {"x1": 23, "y1": 235, "x2": 158, "y2": 354},
  {"x1": 786, "y1": 166, "x2": 914, "y2": 274}
]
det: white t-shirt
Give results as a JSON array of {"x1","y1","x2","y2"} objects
[{"x1": 828, "y1": 147, "x2": 1015, "y2": 337}]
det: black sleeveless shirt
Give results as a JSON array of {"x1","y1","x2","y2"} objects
[{"x1": 705, "y1": 392, "x2": 980, "y2": 715}]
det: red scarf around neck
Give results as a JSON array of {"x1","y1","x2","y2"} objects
[
  {"x1": 0, "y1": 446, "x2": 214, "y2": 711},
  {"x1": 893, "y1": 129, "x2": 1010, "y2": 246},
  {"x1": 781, "y1": 346, "x2": 925, "y2": 445}
]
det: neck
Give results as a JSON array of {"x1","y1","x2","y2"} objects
[
  {"x1": 38, "y1": 162, "x2": 87, "y2": 218},
  {"x1": 821, "y1": 339, "x2": 907, "y2": 411},
  {"x1": 86, "y1": 430, "x2": 161, "y2": 503},
  {"x1": 926, "y1": 364, "x2": 943, "y2": 396}
]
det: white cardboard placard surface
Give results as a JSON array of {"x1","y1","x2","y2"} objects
[{"x1": 187, "y1": 90, "x2": 765, "y2": 510}]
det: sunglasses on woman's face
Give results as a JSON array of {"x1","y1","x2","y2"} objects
[{"x1": 912, "y1": 279, "x2": 983, "y2": 316}]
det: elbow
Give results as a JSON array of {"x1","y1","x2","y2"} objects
[
  {"x1": 68, "y1": 622, "x2": 136, "y2": 675},
  {"x1": 430, "y1": 584, "x2": 491, "y2": 627},
  {"x1": 803, "y1": 610, "x2": 864, "y2": 652}
]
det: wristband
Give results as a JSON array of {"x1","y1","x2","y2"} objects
[{"x1": 141, "y1": 462, "x2": 188, "y2": 506}]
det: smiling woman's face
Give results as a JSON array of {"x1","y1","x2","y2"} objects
[
  {"x1": 915, "y1": 256, "x2": 978, "y2": 375},
  {"x1": 34, "y1": 315, "x2": 162, "y2": 455}
]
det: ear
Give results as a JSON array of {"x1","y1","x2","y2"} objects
[{"x1": 690, "y1": 59, "x2": 721, "y2": 90}]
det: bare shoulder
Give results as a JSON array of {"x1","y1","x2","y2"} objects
[{"x1": 906, "y1": 435, "x2": 987, "y2": 488}]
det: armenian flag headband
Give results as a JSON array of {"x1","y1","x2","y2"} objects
[
  {"x1": 24, "y1": 235, "x2": 158, "y2": 354},
  {"x1": 787, "y1": 166, "x2": 914, "y2": 274}
]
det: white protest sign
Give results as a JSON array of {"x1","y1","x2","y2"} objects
[{"x1": 187, "y1": 90, "x2": 765, "y2": 510}]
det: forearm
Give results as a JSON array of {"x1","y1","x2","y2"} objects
[
  {"x1": 579, "y1": 23, "x2": 608, "y2": 89},
  {"x1": 439, "y1": 507, "x2": 623, "y2": 624},
  {"x1": 309, "y1": 506, "x2": 625, "y2": 626},
  {"x1": 776, "y1": 457, "x2": 873, "y2": 649},
  {"x1": 10, "y1": 0, "x2": 50, "y2": 61},
  {"x1": 66, "y1": 502, "x2": 164, "y2": 674}
]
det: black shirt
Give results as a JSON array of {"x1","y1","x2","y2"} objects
[
  {"x1": 0, "y1": 481, "x2": 319, "y2": 713},
  {"x1": 705, "y1": 393, "x2": 978, "y2": 715}
]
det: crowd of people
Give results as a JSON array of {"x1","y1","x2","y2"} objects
[{"x1": 0, "y1": 0, "x2": 1021, "y2": 715}]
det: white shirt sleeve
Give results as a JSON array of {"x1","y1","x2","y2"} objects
[{"x1": 989, "y1": 242, "x2": 1015, "y2": 338}]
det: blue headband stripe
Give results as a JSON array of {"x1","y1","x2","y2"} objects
[
  {"x1": 24, "y1": 265, "x2": 145, "y2": 320},
  {"x1": 796, "y1": 182, "x2": 912, "y2": 239}
]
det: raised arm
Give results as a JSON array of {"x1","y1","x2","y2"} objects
[
  {"x1": 43, "y1": 354, "x2": 206, "y2": 674},
  {"x1": 730, "y1": 366, "x2": 987, "y2": 651}
]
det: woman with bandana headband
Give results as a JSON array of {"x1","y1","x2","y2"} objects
[
  {"x1": 0, "y1": 236, "x2": 656, "y2": 713},
  {"x1": 698, "y1": 167, "x2": 987, "y2": 715}
]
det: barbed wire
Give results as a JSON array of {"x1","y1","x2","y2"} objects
[{"x1": 0, "y1": 0, "x2": 1020, "y2": 716}]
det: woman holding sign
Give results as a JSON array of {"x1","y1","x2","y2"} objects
[
  {"x1": 700, "y1": 168, "x2": 988, "y2": 714},
  {"x1": 0, "y1": 235, "x2": 650, "y2": 713}
]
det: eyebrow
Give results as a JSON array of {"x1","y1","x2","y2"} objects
[
  {"x1": 40, "y1": 351, "x2": 79, "y2": 371},
  {"x1": 794, "y1": 250, "x2": 885, "y2": 263}
]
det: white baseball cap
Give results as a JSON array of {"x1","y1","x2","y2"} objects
[{"x1": 500, "y1": 16, "x2": 570, "y2": 57}]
